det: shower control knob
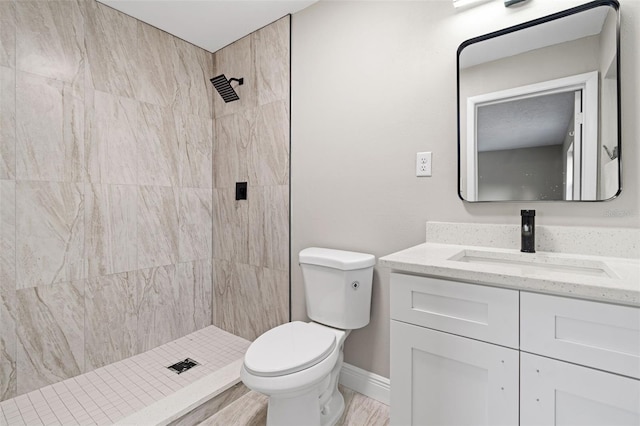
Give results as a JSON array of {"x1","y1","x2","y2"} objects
[{"x1": 351, "y1": 281, "x2": 360, "y2": 290}]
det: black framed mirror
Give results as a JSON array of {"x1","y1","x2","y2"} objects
[{"x1": 457, "y1": 0, "x2": 621, "y2": 202}]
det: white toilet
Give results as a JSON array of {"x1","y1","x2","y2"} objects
[{"x1": 240, "y1": 247, "x2": 376, "y2": 426}]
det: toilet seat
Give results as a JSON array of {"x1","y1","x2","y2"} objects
[{"x1": 244, "y1": 321, "x2": 337, "y2": 377}]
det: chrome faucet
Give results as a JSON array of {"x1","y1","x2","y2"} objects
[{"x1": 521, "y1": 210, "x2": 535, "y2": 253}]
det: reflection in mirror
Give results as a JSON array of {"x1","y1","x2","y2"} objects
[{"x1": 458, "y1": 0, "x2": 620, "y2": 202}]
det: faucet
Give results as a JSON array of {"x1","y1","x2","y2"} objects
[{"x1": 521, "y1": 210, "x2": 535, "y2": 253}]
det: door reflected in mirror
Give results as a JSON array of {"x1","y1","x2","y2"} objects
[{"x1": 458, "y1": 0, "x2": 620, "y2": 202}]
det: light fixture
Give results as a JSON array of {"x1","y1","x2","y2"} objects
[{"x1": 504, "y1": 0, "x2": 528, "y2": 6}]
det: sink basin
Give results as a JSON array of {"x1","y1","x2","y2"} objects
[{"x1": 449, "y1": 249, "x2": 617, "y2": 278}]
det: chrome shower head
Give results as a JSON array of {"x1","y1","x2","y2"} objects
[{"x1": 210, "y1": 74, "x2": 244, "y2": 103}]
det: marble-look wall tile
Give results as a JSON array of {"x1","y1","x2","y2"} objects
[
  {"x1": 137, "y1": 260, "x2": 212, "y2": 352},
  {"x1": 85, "y1": 184, "x2": 137, "y2": 277},
  {"x1": 83, "y1": 0, "x2": 137, "y2": 99},
  {"x1": 212, "y1": 36, "x2": 255, "y2": 118},
  {"x1": 177, "y1": 113, "x2": 213, "y2": 189},
  {"x1": 179, "y1": 188, "x2": 212, "y2": 263},
  {"x1": 0, "y1": 181, "x2": 15, "y2": 289},
  {"x1": 136, "y1": 264, "x2": 180, "y2": 352},
  {"x1": 0, "y1": 1, "x2": 16, "y2": 68},
  {"x1": 248, "y1": 185, "x2": 289, "y2": 271},
  {"x1": 212, "y1": 261, "x2": 286, "y2": 341},
  {"x1": 253, "y1": 16, "x2": 290, "y2": 106},
  {"x1": 173, "y1": 37, "x2": 213, "y2": 119},
  {"x1": 16, "y1": 71, "x2": 84, "y2": 182},
  {"x1": 211, "y1": 16, "x2": 290, "y2": 340},
  {"x1": 213, "y1": 110, "x2": 254, "y2": 189},
  {"x1": 212, "y1": 260, "x2": 258, "y2": 341},
  {"x1": 135, "y1": 22, "x2": 178, "y2": 108},
  {"x1": 84, "y1": 272, "x2": 136, "y2": 371},
  {"x1": 0, "y1": 66, "x2": 15, "y2": 180},
  {"x1": 212, "y1": 188, "x2": 248, "y2": 263},
  {"x1": 1, "y1": 0, "x2": 223, "y2": 402},
  {"x1": 15, "y1": 1, "x2": 84, "y2": 84},
  {"x1": 260, "y1": 267, "x2": 289, "y2": 330},
  {"x1": 85, "y1": 90, "x2": 137, "y2": 185},
  {"x1": 16, "y1": 181, "x2": 84, "y2": 289},
  {"x1": 211, "y1": 259, "x2": 232, "y2": 330},
  {"x1": 137, "y1": 185, "x2": 178, "y2": 270},
  {"x1": 176, "y1": 259, "x2": 213, "y2": 333},
  {"x1": 137, "y1": 101, "x2": 179, "y2": 187},
  {"x1": 0, "y1": 180, "x2": 17, "y2": 400},
  {"x1": 249, "y1": 101, "x2": 289, "y2": 186},
  {"x1": 15, "y1": 280, "x2": 84, "y2": 395},
  {"x1": 0, "y1": 290, "x2": 16, "y2": 401}
]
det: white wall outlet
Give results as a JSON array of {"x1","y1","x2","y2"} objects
[{"x1": 416, "y1": 152, "x2": 432, "y2": 177}]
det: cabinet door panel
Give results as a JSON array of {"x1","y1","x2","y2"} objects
[
  {"x1": 521, "y1": 352, "x2": 640, "y2": 426},
  {"x1": 391, "y1": 273, "x2": 519, "y2": 348},
  {"x1": 391, "y1": 320, "x2": 518, "y2": 426},
  {"x1": 521, "y1": 292, "x2": 640, "y2": 378}
]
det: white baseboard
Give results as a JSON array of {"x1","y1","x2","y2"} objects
[{"x1": 339, "y1": 362, "x2": 390, "y2": 405}]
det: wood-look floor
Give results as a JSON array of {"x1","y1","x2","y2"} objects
[{"x1": 199, "y1": 385, "x2": 390, "y2": 426}]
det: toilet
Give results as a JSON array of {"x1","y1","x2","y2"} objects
[{"x1": 240, "y1": 247, "x2": 376, "y2": 426}]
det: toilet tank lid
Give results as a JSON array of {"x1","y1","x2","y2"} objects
[{"x1": 299, "y1": 247, "x2": 376, "y2": 270}]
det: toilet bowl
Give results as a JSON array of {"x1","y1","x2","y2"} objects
[
  {"x1": 240, "y1": 248, "x2": 375, "y2": 426},
  {"x1": 241, "y1": 322, "x2": 348, "y2": 426}
]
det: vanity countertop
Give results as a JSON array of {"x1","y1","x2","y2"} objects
[{"x1": 379, "y1": 243, "x2": 640, "y2": 307}]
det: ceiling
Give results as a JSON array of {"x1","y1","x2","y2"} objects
[
  {"x1": 477, "y1": 92, "x2": 575, "y2": 151},
  {"x1": 97, "y1": 0, "x2": 319, "y2": 53},
  {"x1": 477, "y1": 91, "x2": 575, "y2": 152}
]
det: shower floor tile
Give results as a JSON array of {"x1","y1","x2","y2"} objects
[{"x1": 0, "y1": 326, "x2": 250, "y2": 426}]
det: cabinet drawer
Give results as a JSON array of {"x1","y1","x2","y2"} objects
[
  {"x1": 521, "y1": 292, "x2": 640, "y2": 379},
  {"x1": 390, "y1": 273, "x2": 519, "y2": 348}
]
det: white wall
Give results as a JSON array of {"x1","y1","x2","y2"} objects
[{"x1": 291, "y1": 0, "x2": 639, "y2": 379}]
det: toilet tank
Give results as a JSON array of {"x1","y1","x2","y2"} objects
[{"x1": 299, "y1": 248, "x2": 376, "y2": 330}]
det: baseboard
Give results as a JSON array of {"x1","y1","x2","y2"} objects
[{"x1": 339, "y1": 362, "x2": 390, "y2": 405}]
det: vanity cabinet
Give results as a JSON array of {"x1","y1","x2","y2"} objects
[{"x1": 390, "y1": 273, "x2": 640, "y2": 426}]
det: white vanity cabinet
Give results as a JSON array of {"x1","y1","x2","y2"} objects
[{"x1": 390, "y1": 273, "x2": 640, "y2": 426}]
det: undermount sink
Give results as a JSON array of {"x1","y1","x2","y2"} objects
[{"x1": 448, "y1": 249, "x2": 617, "y2": 278}]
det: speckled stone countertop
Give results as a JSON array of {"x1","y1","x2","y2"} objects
[{"x1": 379, "y1": 223, "x2": 640, "y2": 307}]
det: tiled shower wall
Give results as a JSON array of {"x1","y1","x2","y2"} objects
[
  {"x1": 211, "y1": 16, "x2": 290, "y2": 341},
  {"x1": 0, "y1": 0, "x2": 220, "y2": 402}
]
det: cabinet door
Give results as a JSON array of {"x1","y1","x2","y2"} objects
[
  {"x1": 521, "y1": 352, "x2": 640, "y2": 426},
  {"x1": 390, "y1": 320, "x2": 518, "y2": 426}
]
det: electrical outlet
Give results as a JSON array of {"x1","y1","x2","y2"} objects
[{"x1": 416, "y1": 152, "x2": 432, "y2": 177}]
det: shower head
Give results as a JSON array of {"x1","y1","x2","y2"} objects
[{"x1": 210, "y1": 74, "x2": 244, "y2": 103}]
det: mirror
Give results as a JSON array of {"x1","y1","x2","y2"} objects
[{"x1": 457, "y1": 0, "x2": 620, "y2": 202}]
